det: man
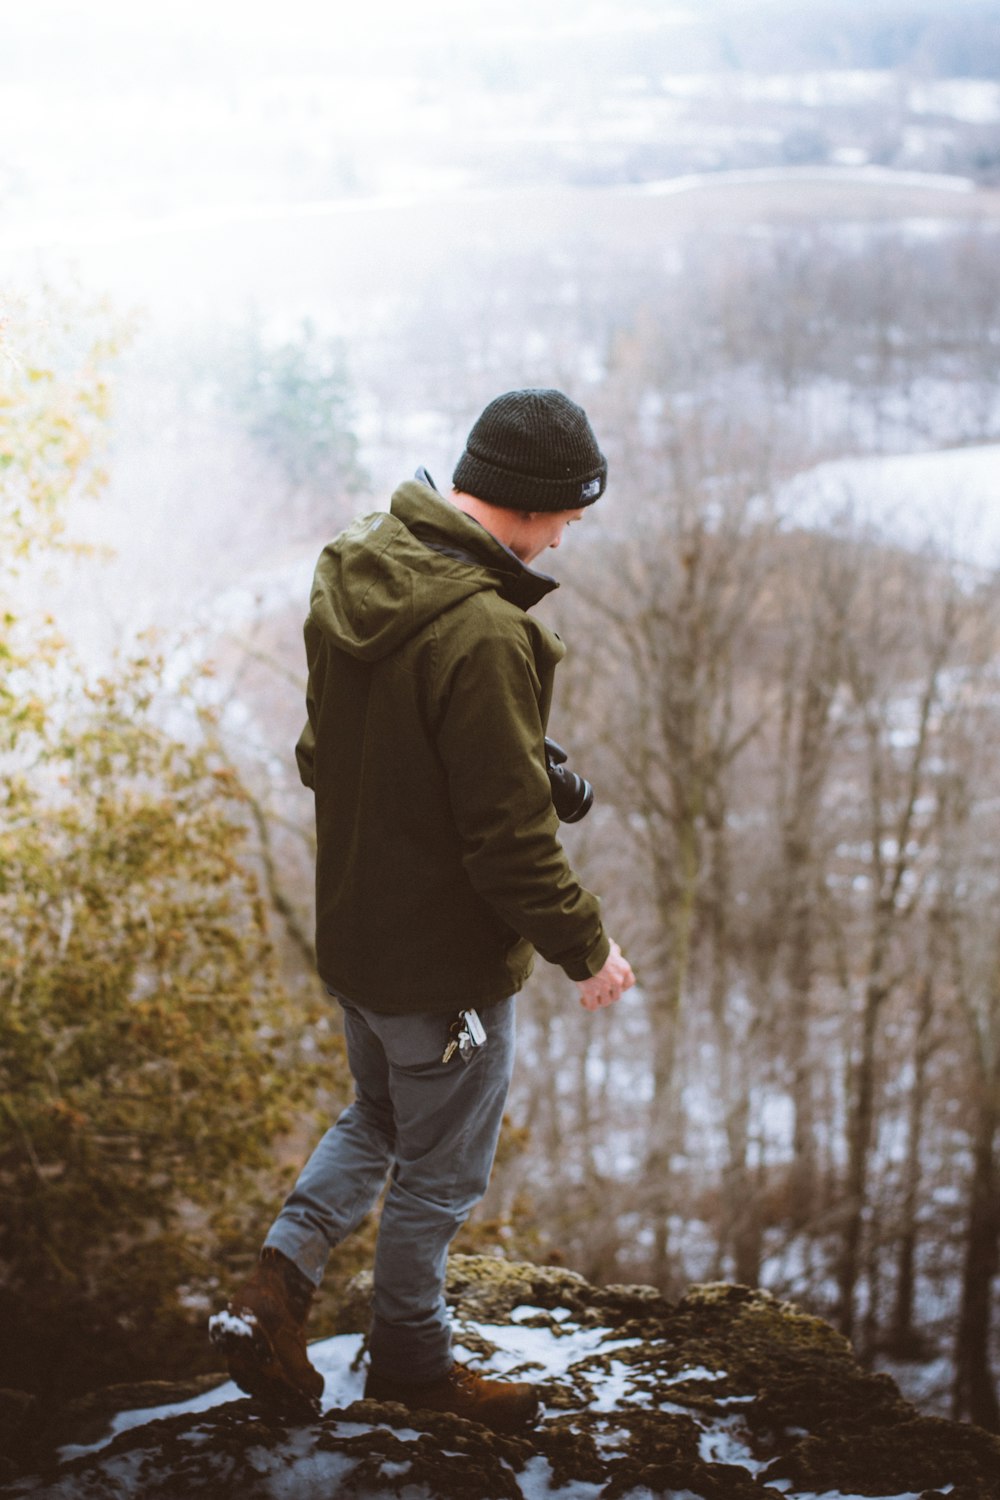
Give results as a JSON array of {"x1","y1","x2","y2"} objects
[{"x1": 210, "y1": 388, "x2": 635, "y2": 1434}]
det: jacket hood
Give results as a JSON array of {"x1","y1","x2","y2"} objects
[{"x1": 308, "y1": 480, "x2": 558, "y2": 661}]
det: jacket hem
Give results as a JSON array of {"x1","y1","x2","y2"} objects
[{"x1": 318, "y1": 968, "x2": 532, "y2": 1016}]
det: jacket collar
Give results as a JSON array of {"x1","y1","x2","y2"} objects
[{"x1": 390, "y1": 480, "x2": 559, "y2": 612}]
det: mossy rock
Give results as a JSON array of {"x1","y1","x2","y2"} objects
[
  {"x1": 7, "y1": 1258, "x2": 1000, "y2": 1499},
  {"x1": 331, "y1": 1253, "x2": 672, "y2": 1336}
]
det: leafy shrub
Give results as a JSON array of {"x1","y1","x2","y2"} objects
[{"x1": 0, "y1": 293, "x2": 347, "y2": 1398}]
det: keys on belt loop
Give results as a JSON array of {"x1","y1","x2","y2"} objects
[{"x1": 441, "y1": 1008, "x2": 487, "y2": 1064}]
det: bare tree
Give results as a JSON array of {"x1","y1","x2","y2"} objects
[
  {"x1": 834, "y1": 539, "x2": 961, "y2": 1344},
  {"x1": 763, "y1": 531, "x2": 856, "y2": 1230},
  {"x1": 888, "y1": 959, "x2": 940, "y2": 1357},
  {"x1": 557, "y1": 403, "x2": 779, "y2": 1288},
  {"x1": 932, "y1": 619, "x2": 1000, "y2": 1429}
]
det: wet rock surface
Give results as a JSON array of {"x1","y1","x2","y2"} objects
[{"x1": 3, "y1": 1257, "x2": 999, "y2": 1499}]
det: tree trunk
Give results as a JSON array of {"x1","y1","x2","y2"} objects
[
  {"x1": 890, "y1": 975, "x2": 934, "y2": 1355},
  {"x1": 725, "y1": 1097, "x2": 762, "y2": 1287},
  {"x1": 644, "y1": 821, "x2": 698, "y2": 1291},
  {"x1": 706, "y1": 811, "x2": 761, "y2": 1288},
  {"x1": 953, "y1": 1097, "x2": 1000, "y2": 1431},
  {"x1": 785, "y1": 860, "x2": 818, "y2": 1229},
  {"x1": 780, "y1": 662, "x2": 837, "y2": 1230},
  {"x1": 837, "y1": 968, "x2": 888, "y2": 1344}
]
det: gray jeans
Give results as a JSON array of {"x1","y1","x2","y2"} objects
[{"x1": 264, "y1": 994, "x2": 516, "y2": 1385}]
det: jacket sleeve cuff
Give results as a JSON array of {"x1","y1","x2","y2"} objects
[
  {"x1": 295, "y1": 730, "x2": 315, "y2": 789},
  {"x1": 561, "y1": 930, "x2": 611, "y2": 982}
]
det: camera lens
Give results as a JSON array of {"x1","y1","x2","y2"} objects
[{"x1": 544, "y1": 738, "x2": 594, "y2": 823}]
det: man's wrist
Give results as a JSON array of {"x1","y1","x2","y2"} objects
[{"x1": 562, "y1": 931, "x2": 611, "y2": 982}]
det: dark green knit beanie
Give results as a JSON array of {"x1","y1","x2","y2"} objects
[{"x1": 452, "y1": 388, "x2": 607, "y2": 512}]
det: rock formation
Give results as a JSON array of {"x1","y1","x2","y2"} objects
[{"x1": 3, "y1": 1256, "x2": 998, "y2": 1498}]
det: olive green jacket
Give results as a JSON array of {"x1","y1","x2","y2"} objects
[{"x1": 295, "y1": 479, "x2": 610, "y2": 1014}]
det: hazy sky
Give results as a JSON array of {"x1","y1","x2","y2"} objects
[
  {"x1": 4, "y1": 0, "x2": 997, "y2": 648},
  {"x1": 6, "y1": 0, "x2": 699, "y2": 61},
  {"x1": 0, "y1": 0, "x2": 706, "y2": 226}
]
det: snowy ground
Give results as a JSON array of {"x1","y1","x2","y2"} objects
[
  {"x1": 778, "y1": 443, "x2": 1000, "y2": 569},
  {"x1": 42, "y1": 1304, "x2": 954, "y2": 1500}
]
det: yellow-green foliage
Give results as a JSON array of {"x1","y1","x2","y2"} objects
[
  {"x1": 2, "y1": 655, "x2": 305, "y2": 1260},
  {"x1": 0, "y1": 289, "x2": 114, "y2": 566},
  {"x1": 0, "y1": 294, "x2": 341, "y2": 1398}
]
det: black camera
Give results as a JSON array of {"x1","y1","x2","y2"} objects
[{"x1": 544, "y1": 738, "x2": 594, "y2": 823}]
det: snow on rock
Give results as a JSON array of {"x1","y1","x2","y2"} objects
[{"x1": 3, "y1": 1256, "x2": 998, "y2": 1499}]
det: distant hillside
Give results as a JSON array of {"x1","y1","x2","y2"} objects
[{"x1": 707, "y1": 0, "x2": 1000, "y2": 78}]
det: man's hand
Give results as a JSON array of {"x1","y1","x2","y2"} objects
[{"x1": 575, "y1": 940, "x2": 636, "y2": 1011}]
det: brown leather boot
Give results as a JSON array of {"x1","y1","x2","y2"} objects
[
  {"x1": 364, "y1": 1361, "x2": 539, "y2": 1434},
  {"x1": 209, "y1": 1247, "x2": 324, "y2": 1414}
]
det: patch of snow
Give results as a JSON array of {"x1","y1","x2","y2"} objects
[
  {"x1": 661, "y1": 68, "x2": 897, "y2": 108},
  {"x1": 698, "y1": 1412, "x2": 768, "y2": 1474},
  {"x1": 831, "y1": 147, "x2": 870, "y2": 167},
  {"x1": 519, "y1": 1461, "x2": 701, "y2": 1500},
  {"x1": 207, "y1": 1308, "x2": 256, "y2": 1339},
  {"x1": 590, "y1": 1360, "x2": 662, "y2": 1416},
  {"x1": 244, "y1": 1441, "x2": 375, "y2": 1499},
  {"x1": 518, "y1": 1456, "x2": 605, "y2": 1500},
  {"x1": 626, "y1": 164, "x2": 975, "y2": 198},
  {"x1": 58, "y1": 1333, "x2": 368, "y2": 1463},
  {"x1": 770, "y1": 1488, "x2": 943, "y2": 1500},
  {"x1": 778, "y1": 444, "x2": 1000, "y2": 569},
  {"x1": 508, "y1": 1303, "x2": 575, "y2": 1324},
  {"x1": 660, "y1": 68, "x2": 999, "y2": 128},
  {"x1": 313, "y1": 1334, "x2": 370, "y2": 1412},
  {"x1": 910, "y1": 79, "x2": 1000, "y2": 125},
  {"x1": 454, "y1": 1319, "x2": 643, "y2": 1385},
  {"x1": 669, "y1": 1365, "x2": 727, "y2": 1383}
]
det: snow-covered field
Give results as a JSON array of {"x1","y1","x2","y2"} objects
[
  {"x1": 662, "y1": 69, "x2": 1000, "y2": 126},
  {"x1": 779, "y1": 443, "x2": 1000, "y2": 567}
]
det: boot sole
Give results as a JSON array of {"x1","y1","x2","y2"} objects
[{"x1": 209, "y1": 1311, "x2": 322, "y2": 1419}]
